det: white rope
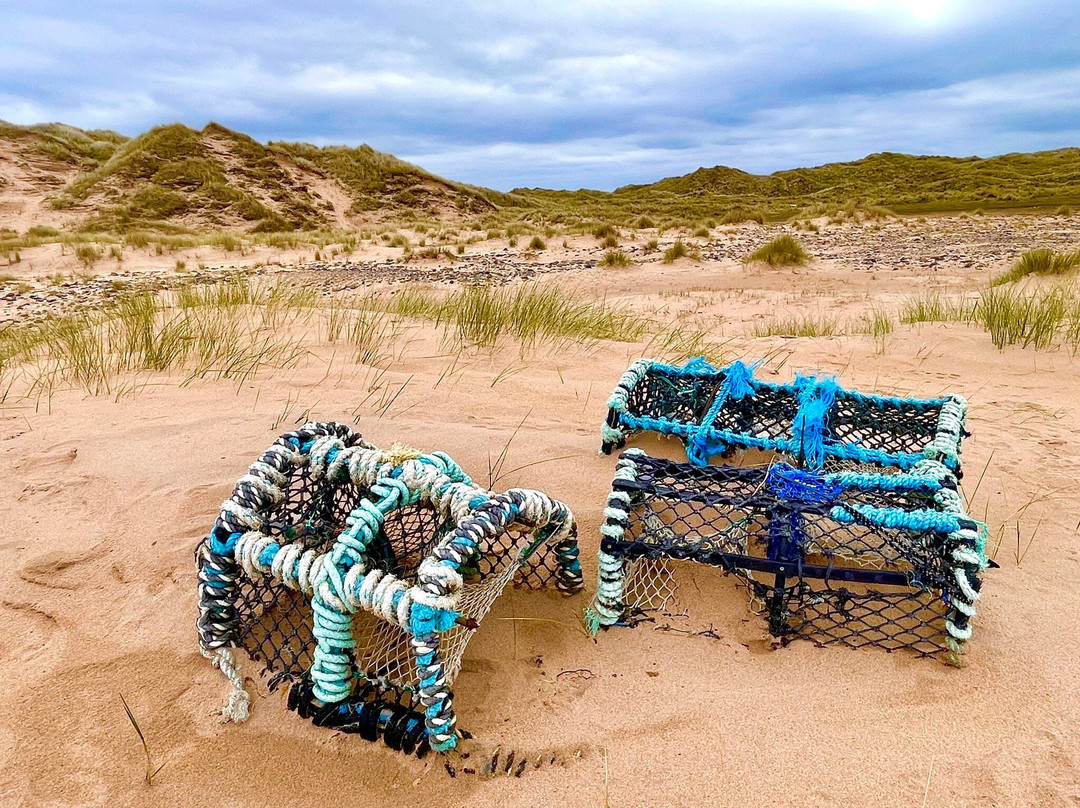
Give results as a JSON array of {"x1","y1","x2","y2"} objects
[{"x1": 200, "y1": 646, "x2": 250, "y2": 723}]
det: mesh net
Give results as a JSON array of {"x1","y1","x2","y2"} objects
[
  {"x1": 613, "y1": 364, "x2": 955, "y2": 470},
  {"x1": 623, "y1": 365, "x2": 721, "y2": 424},
  {"x1": 622, "y1": 557, "x2": 678, "y2": 614},
  {"x1": 606, "y1": 455, "x2": 959, "y2": 657},
  {"x1": 230, "y1": 466, "x2": 565, "y2": 709}
]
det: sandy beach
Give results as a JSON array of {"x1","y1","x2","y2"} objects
[{"x1": 2, "y1": 215, "x2": 1078, "y2": 807}]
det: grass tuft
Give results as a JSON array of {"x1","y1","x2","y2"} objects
[
  {"x1": 601, "y1": 250, "x2": 631, "y2": 267},
  {"x1": 899, "y1": 291, "x2": 973, "y2": 324},
  {"x1": 975, "y1": 283, "x2": 1080, "y2": 350},
  {"x1": 662, "y1": 240, "x2": 699, "y2": 263},
  {"x1": 990, "y1": 248, "x2": 1080, "y2": 286},
  {"x1": 371, "y1": 283, "x2": 647, "y2": 349},
  {"x1": 745, "y1": 235, "x2": 809, "y2": 267},
  {"x1": 719, "y1": 208, "x2": 764, "y2": 225},
  {"x1": 753, "y1": 313, "x2": 840, "y2": 337}
]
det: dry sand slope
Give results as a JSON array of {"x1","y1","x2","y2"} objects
[{"x1": 1, "y1": 224, "x2": 1079, "y2": 807}]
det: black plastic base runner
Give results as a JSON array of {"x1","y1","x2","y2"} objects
[
  {"x1": 287, "y1": 677, "x2": 430, "y2": 757},
  {"x1": 601, "y1": 536, "x2": 917, "y2": 588}
]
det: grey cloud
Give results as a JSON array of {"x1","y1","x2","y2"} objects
[{"x1": 0, "y1": 1, "x2": 1077, "y2": 189}]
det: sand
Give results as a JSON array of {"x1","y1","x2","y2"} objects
[{"x1": 2, "y1": 218, "x2": 1079, "y2": 807}]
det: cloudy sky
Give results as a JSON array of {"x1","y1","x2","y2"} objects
[{"x1": 2, "y1": 1, "x2": 1078, "y2": 190}]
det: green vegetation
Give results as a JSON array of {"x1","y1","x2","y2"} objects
[
  {"x1": 517, "y1": 150, "x2": 1080, "y2": 221},
  {"x1": 991, "y1": 248, "x2": 1080, "y2": 286},
  {"x1": 5, "y1": 119, "x2": 1080, "y2": 242},
  {"x1": 662, "y1": 239, "x2": 698, "y2": 263},
  {"x1": 274, "y1": 138, "x2": 501, "y2": 216},
  {"x1": 753, "y1": 313, "x2": 840, "y2": 337},
  {"x1": 0, "y1": 120, "x2": 125, "y2": 167},
  {"x1": 856, "y1": 309, "x2": 894, "y2": 339},
  {"x1": 719, "y1": 208, "x2": 765, "y2": 225},
  {"x1": 745, "y1": 235, "x2": 809, "y2": 267},
  {"x1": 75, "y1": 244, "x2": 101, "y2": 268},
  {"x1": 0, "y1": 284, "x2": 308, "y2": 397},
  {"x1": 528, "y1": 235, "x2": 546, "y2": 250},
  {"x1": 900, "y1": 291, "x2": 974, "y2": 324},
  {"x1": 601, "y1": 250, "x2": 631, "y2": 267},
  {"x1": 377, "y1": 283, "x2": 647, "y2": 349},
  {"x1": 1, "y1": 120, "x2": 503, "y2": 236},
  {"x1": 898, "y1": 284, "x2": 1080, "y2": 352},
  {"x1": 975, "y1": 284, "x2": 1080, "y2": 350}
]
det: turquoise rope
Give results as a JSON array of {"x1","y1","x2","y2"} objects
[{"x1": 830, "y1": 504, "x2": 961, "y2": 534}]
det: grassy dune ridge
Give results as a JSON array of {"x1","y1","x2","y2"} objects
[{"x1": 5, "y1": 119, "x2": 1080, "y2": 242}]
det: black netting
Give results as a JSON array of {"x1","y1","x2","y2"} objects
[
  {"x1": 605, "y1": 454, "x2": 961, "y2": 657},
  {"x1": 785, "y1": 584, "x2": 947, "y2": 654},
  {"x1": 368, "y1": 503, "x2": 452, "y2": 579},
  {"x1": 709, "y1": 383, "x2": 799, "y2": 440},
  {"x1": 609, "y1": 365, "x2": 960, "y2": 471},
  {"x1": 263, "y1": 463, "x2": 364, "y2": 546},
  {"x1": 827, "y1": 393, "x2": 943, "y2": 456},
  {"x1": 231, "y1": 462, "x2": 361, "y2": 688},
  {"x1": 624, "y1": 366, "x2": 721, "y2": 424},
  {"x1": 235, "y1": 577, "x2": 313, "y2": 689}
]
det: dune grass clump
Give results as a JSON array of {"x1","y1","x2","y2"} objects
[
  {"x1": 899, "y1": 291, "x2": 973, "y2": 324},
  {"x1": 648, "y1": 326, "x2": 729, "y2": 367},
  {"x1": 752, "y1": 313, "x2": 841, "y2": 338},
  {"x1": 528, "y1": 236, "x2": 546, "y2": 251},
  {"x1": 415, "y1": 246, "x2": 457, "y2": 261},
  {"x1": 897, "y1": 283, "x2": 1080, "y2": 353},
  {"x1": 719, "y1": 208, "x2": 764, "y2": 225},
  {"x1": 975, "y1": 283, "x2": 1080, "y2": 350},
  {"x1": 601, "y1": 250, "x2": 631, "y2": 267},
  {"x1": 75, "y1": 244, "x2": 102, "y2": 268},
  {"x1": 369, "y1": 282, "x2": 648, "y2": 349},
  {"x1": 745, "y1": 235, "x2": 809, "y2": 267},
  {"x1": 440, "y1": 284, "x2": 647, "y2": 348},
  {"x1": 662, "y1": 240, "x2": 692, "y2": 264},
  {"x1": 855, "y1": 309, "x2": 894, "y2": 339},
  {"x1": 0, "y1": 286, "x2": 313, "y2": 398},
  {"x1": 990, "y1": 248, "x2": 1080, "y2": 286}
]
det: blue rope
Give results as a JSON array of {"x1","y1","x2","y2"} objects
[
  {"x1": 791, "y1": 375, "x2": 839, "y2": 470},
  {"x1": 766, "y1": 464, "x2": 842, "y2": 504},
  {"x1": 609, "y1": 358, "x2": 964, "y2": 472},
  {"x1": 688, "y1": 360, "x2": 760, "y2": 465}
]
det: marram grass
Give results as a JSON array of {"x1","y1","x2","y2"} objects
[{"x1": 745, "y1": 235, "x2": 809, "y2": 267}]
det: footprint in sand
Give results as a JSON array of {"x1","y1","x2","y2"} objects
[
  {"x1": 17, "y1": 543, "x2": 106, "y2": 591},
  {"x1": 0, "y1": 600, "x2": 64, "y2": 681},
  {"x1": 135, "y1": 481, "x2": 224, "y2": 540}
]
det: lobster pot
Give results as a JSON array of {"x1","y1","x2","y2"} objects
[
  {"x1": 198, "y1": 423, "x2": 583, "y2": 756},
  {"x1": 602, "y1": 358, "x2": 968, "y2": 475},
  {"x1": 589, "y1": 451, "x2": 987, "y2": 663}
]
